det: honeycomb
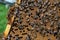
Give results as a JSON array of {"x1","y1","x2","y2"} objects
[{"x1": 5, "y1": 0, "x2": 60, "y2": 40}]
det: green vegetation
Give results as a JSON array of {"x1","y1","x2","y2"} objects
[{"x1": 0, "y1": 4, "x2": 8, "y2": 33}]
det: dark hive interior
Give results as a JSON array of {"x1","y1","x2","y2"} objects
[{"x1": 5, "y1": 0, "x2": 60, "y2": 40}]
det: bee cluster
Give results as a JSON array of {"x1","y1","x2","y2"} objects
[{"x1": 5, "y1": 0, "x2": 60, "y2": 40}]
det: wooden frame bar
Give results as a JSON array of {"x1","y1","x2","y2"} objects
[{"x1": 3, "y1": 0, "x2": 21, "y2": 38}]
